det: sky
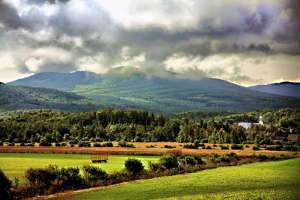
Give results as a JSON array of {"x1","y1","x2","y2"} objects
[{"x1": 0, "y1": 0, "x2": 300, "y2": 86}]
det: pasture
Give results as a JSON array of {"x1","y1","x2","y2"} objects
[
  {"x1": 72, "y1": 158, "x2": 300, "y2": 200},
  {"x1": 0, "y1": 153, "x2": 160, "y2": 184}
]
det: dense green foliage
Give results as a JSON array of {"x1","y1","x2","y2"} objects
[
  {"x1": 8, "y1": 70, "x2": 300, "y2": 113},
  {"x1": 125, "y1": 159, "x2": 144, "y2": 175},
  {"x1": 0, "y1": 84, "x2": 103, "y2": 115},
  {"x1": 0, "y1": 108, "x2": 299, "y2": 145},
  {"x1": 0, "y1": 169, "x2": 12, "y2": 200},
  {"x1": 72, "y1": 158, "x2": 300, "y2": 200}
]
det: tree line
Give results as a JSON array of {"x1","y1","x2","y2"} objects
[{"x1": 0, "y1": 108, "x2": 299, "y2": 145}]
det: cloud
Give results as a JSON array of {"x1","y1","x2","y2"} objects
[{"x1": 0, "y1": 0, "x2": 300, "y2": 85}]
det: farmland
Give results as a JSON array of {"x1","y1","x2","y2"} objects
[
  {"x1": 71, "y1": 158, "x2": 300, "y2": 200},
  {"x1": 0, "y1": 153, "x2": 160, "y2": 184}
]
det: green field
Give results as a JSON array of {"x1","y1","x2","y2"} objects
[
  {"x1": 0, "y1": 153, "x2": 160, "y2": 183},
  {"x1": 72, "y1": 158, "x2": 300, "y2": 200}
]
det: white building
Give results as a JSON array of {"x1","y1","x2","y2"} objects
[{"x1": 238, "y1": 115, "x2": 263, "y2": 129}]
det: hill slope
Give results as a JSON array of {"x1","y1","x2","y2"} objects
[
  {"x1": 249, "y1": 82, "x2": 300, "y2": 98},
  {"x1": 8, "y1": 68, "x2": 300, "y2": 113},
  {"x1": 0, "y1": 83, "x2": 103, "y2": 114}
]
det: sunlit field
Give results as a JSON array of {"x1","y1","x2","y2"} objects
[
  {"x1": 72, "y1": 158, "x2": 300, "y2": 200},
  {"x1": 0, "y1": 153, "x2": 160, "y2": 184}
]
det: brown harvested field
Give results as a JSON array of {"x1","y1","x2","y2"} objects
[{"x1": 0, "y1": 142, "x2": 299, "y2": 157}]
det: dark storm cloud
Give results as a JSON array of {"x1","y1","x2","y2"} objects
[{"x1": 0, "y1": 0, "x2": 25, "y2": 28}]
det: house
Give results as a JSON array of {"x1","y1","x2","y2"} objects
[
  {"x1": 288, "y1": 134, "x2": 300, "y2": 142},
  {"x1": 238, "y1": 122, "x2": 252, "y2": 129}
]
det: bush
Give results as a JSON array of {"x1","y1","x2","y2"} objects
[
  {"x1": 82, "y1": 166, "x2": 108, "y2": 186},
  {"x1": 39, "y1": 141, "x2": 51, "y2": 147},
  {"x1": 231, "y1": 144, "x2": 243, "y2": 150},
  {"x1": 219, "y1": 145, "x2": 229, "y2": 150},
  {"x1": 252, "y1": 145, "x2": 260, "y2": 150},
  {"x1": 0, "y1": 141, "x2": 3, "y2": 146},
  {"x1": 257, "y1": 154, "x2": 268, "y2": 161},
  {"x1": 0, "y1": 169, "x2": 12, "y2": 200},
  {"x1": 266, "y1": 145, "x2": 282, "y2": 151},
  {"x1": 179, "y1": 155, "x2": 197, "y2": 166},
  {"x1": 200, "y1": 138, "x2": 208, "y2": 143},
  {"x1": 146, "y1": 145, "x2": 156, "y2": 148},
  {"x1": 183, "y1": 144, "x2": 198, "y2": 149},
  {"x1": 93, "y1": 143, "x2": 102, "y2": 147},
  {"x1": 125, "y1": 159, "x2": 144, "y2": 175},
  {"x1": 78, "y1": 141, "x2": 91, "y2": 147},
  {"x1": 159, "y1": 154, "x2": 179, "y2": 169},
  {"x1": 118, "y1": 141, "x2": 135, "y2": 148},
  {"x1": 163, "y1": 145, "x2": 176, "y2": 149},
  {"x1": 102, "y1": 142, "x2": 113, "y2": 147}
]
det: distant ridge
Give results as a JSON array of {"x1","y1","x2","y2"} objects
[
  {"x1": 0, "y1": 83, "x2": 103, "y2": 114},
  {"x1": 8, "y1": 69, "x2": 300, "y2": 113},
  {"x1": 250, "y1": 82, "x2": 300, "y2": 98}
]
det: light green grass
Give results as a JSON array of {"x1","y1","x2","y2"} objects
[
  {"x1": 73, "y1": 158, "x2": 300, "y2": 200},
  {"x1": 0, "y1": 153, "x2": 159, "y2": 184}
]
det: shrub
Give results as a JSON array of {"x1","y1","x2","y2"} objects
[
  {"x1": 163, "y1": 145, "x2": 176, "y2": 149},
  {"x1": 125, "y1": 159, "x2": 144, "y2": 175},
  {"x1": 39, "y1": 141, "x2": 51, "y2": 147},
  {"x1": 82, "y1": 166, "x2": 108, "y2": 186},
  {"x1": 93, "y1": 143, "x2": 102, "y2": 147},
  {"x1": 231, "y1": 144, "x2": 243, "y2": 150},
  {"x1": 146, "y1": 145, "x2": 156, "y2": 148},
  {"x1": 266, "y1": 145, "x2": 282, "y2": 151},
  {"x1": 252, "y1": 145, "x2": 260, "y2": 150},
  {"x1": 0, "y1": 169, "x2": 12, "y2": 200},
  {"x1": 257, "y1": 154, "x2": 268, "y2": 161},
  {"x1": 0, "y1": 141, "x2": 3, "y2": 146},
  {"x1": 219, "y1": 145, "x2": 229, "y2": 150},
  {"x1": 159, "y1": 154, "x2": 179, "y2": 169},
  {"x1": 183, "y1": 144, "x2": 198, "y2": 149},
  {"x1": 200, "y1": 138, "x2": 208, "y2": 143},
  {"x1": 102, "y1": 142, "x2": 113, "y2": 147},
  {"x1": 25, "y1": 167, "x2": 57, "y2": 189},
  {"x1": 78, "y1": 141, "x2": 91, "y2": 147},
  {"x1": 118, "y1": 141, "x2": 135, "y2": 148},
  {"x1": 179, "y1": 155, "x2": 197, "y2": 166}
]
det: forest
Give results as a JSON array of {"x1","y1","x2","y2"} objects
[{"x1": 0, "y1": 108, "x2": 299, "y2": 146}]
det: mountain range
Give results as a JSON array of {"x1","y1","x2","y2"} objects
[
  {"x1": 7, "y1": 67, "x2": 300, "y2": 113},
  {"x1": 249, "y1": 82, "x2": 300, "y2": 98}
]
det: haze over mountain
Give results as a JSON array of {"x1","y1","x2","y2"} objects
[
  {"x1": 9, "y1": 67, "x2": 300, "y2": 113},
  {"x1": 250, "y1": 82, "x2": 300, "y2": 98},
  {"x1": 0, "y1": 82, "x2": 103, "y2": 115}
]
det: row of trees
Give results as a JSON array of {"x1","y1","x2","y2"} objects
[{"x1": 0, "y1": 108, "x2": 298, "y2": 145}]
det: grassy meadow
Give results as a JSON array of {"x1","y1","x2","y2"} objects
[
  {"x1": 72, "y1": 158, "x2": 300, "y2": 200},
  {"x1": 0, "y1": 153, "x2": 160, "y2": 184}
]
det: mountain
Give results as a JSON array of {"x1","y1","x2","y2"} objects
[
  {"x1": 9, "y1": 71, "x2": 102, "y2": 90},
  {"x1": 0, "y1": 83, "x2": 103, "y2": 115},
  {"x1": 8, "y1": 67, "x2": 300, "y2": 113},
  {"x1": 249, "y1": 82, "x2": 300, "y2": 98}
]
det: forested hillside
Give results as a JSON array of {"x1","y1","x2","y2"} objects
[
  {"x1": 0, "y1": 83, "x2": 103, "y2": 114},
  {"x1": 0, "y1": 108, "x2": 299, "y2": 146},
  {"x1": 9, "y1": 69, "x2": 300, "y2": 113}
]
